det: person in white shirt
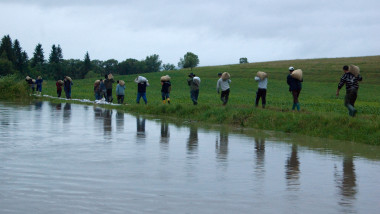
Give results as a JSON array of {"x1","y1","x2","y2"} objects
[
  {"x1": 217, "y1": 72, "x2": 231, "y2": 106},
  {"x1": 254, "y1": 74, "x2": 268, "y2": 108}
]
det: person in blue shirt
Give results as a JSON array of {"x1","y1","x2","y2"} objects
[
  {"x1": 35, "y1": 76, "x2": 43, "y2": 95},
  {"x1": 116, "y1": 80, "x2": 126, "y2": 104}
]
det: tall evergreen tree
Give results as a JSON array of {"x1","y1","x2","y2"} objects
[
  {"x1": 31, "y1": 43, "x2": 45, "y2": 67},
  {"x1": 13, "y1": 39, "x2": 23, "y2": 72},
  {"x1": 49, "y1": 44, "x2": 58, "y2": 64},
  {"x1": 0, "y1": 35, "x2": 14, "y2": 63},
  {"x1": 83, "y1": 51, "x2": 91, "y2": 74}
]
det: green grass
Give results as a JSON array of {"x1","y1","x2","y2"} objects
[
  {"x1": 0, "y1": 75, "x2": 30, "y2": 99},
  {"x1": 31, "y1": 56, "x2": 380, "y2": 145}
]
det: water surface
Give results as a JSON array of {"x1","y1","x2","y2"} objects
[{"x1": 1, "y1": 101, "x2": 379, "y2": 214}]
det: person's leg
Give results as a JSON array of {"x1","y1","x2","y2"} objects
[
  {"x1": 191, "y1": 90, "x2": 196, "y2": 105},
  {"x1": 345, "y1": 89, "x2": 357, "y2": 116},
  {"x1": 223, "y1": 89, "x2": 230, "y2": 105},
  {"x1": 117, "y1": 95, "x2": 121, "y2": 104},
  {"x1": 194, "y1": 90, "x2": 199, "y2": 105},
  {"x1": 255, "y1": 90, "x2": 261, "y2": 107},
  {"x1": 296, "y1": 90, "x2": 301, "y2": 111},
  {"x1": 121, "y1": 95, "x2": 124, "y2": 104},
  {"x1": 142, "y1": 93, "x2": 147, "y2": 104},
  {"x1": 262, "y1": 89, "x2": 267, "y2": 108},
  {"x1": 136, "y1": 92, "x2": 141, "y2": 103},
  {"x1": 292, "y1": 91, "x2": 298, "y2": 110},
  {"x1": 166, "y1": 93, "x2": 170, "y2": 104},
  {"x1": 162, "y1": 92, "x2": 166, "y2": 104}
]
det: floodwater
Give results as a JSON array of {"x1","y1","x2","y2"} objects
[{"x1": 0, "y1": 101, "x2": 380, "y2": 214}]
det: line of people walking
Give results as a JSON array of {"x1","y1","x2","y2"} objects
[{"x1": 26, "y1": 64, "x2": 362, "y2": 117}]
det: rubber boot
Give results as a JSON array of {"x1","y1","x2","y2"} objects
[
  {"x1": 167, "y1": 98, "x2": 170, "y2": 104},
  {"x1": 292, "y1": 103, "x2": 296, "y2": 110},
  {"x1": 163, "y1": 100, "x2": 166, "y2": 104},
  {"x1": 296, "y1": 103, "x2": 300, "y2": 111},
  {"x1": 346, "y1": 104, "x2": 356, "y2": 117}
]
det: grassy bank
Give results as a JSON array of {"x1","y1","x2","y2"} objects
[
  {"x1": 27, "y1": 56, "x2": 380, "y2": 145},
  {"x1": 0, "y1": 75, "x2": 30, "y2": 99}
]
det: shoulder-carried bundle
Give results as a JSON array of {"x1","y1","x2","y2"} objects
[
  {"x1": 58, "y1": 80, "x2": 64, "y2": 85},
  {"x1": 193, "y1": 76, "x2": 201, "y2": 85},
  {"x1": 108, "y1": 73, "x2": 114, "y2": 79},
  {"x1": 160, "y1": 75, "x2": 171, "y2": 82},
  {"x1": 135, "y1": 76, "x2": 148, "y2": 83},
  {"x1": 348, "y1": 65, "x2": 360, "y2": 77},
  {"x1": 119, "y1": 80, "x2": 125, "y2": 86},
  {"x1": 291, "y1": 69, "x2": 303, "y2": 81},
  {"x1": 66, "y1": 76, "x2": 72, "y2": 82},
  {"x1": 256, "y1": 71, "x2": 268, "y2": 80},
  {"x1": 221, "y1": 72, "x2": 230, "y2": 80},
  {"x1": 94, "y1": 80, "x2": 100, "y2": 84}
]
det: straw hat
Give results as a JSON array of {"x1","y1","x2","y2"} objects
[
  {"x1": 291, "y1": 69, "x2": 303, "y2": 81},
  {"x1": 221, "y1": 72, "x2": 230, "y2": 80},
  {"x1": 160, "y1": 75, "x2": 171, "y2": 82},
  {"x1": 257, "y1": 71, "x2": 268, "y2": 80},
  {"x1": 119, "y1": 80, "x2": 125, "y2": 86},
  {"x1": 348, "y1": 65, "x2": 360, "y2": 77}
]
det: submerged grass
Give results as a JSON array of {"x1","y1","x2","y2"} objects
[{"x1": 5, "y1": 56, "x2": 380, "y2": 145}]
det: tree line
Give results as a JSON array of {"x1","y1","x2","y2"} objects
[{"x1": 0, "y1": 34, "x2": 200, "y2": 80}]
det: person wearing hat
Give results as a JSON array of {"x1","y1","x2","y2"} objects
[
  {"x1": 336, "y1": 65, "x2": 363, "y2": 117},
  {"x1": 287, "y1": 66, "x2": 303, "y2": 111},
  {"x1": 187, "y1": 73, "x2": 200, "y2": 105}
]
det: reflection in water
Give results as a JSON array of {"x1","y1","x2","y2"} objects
[
  {"x1": 160, "y1": 121, "x2": 170, "y2": 144},
  {"x1": 63, "y1": 103, "x2": 71, "y2": 122},
  {"x1": 285, "y1": 144, "x2": 300, "y2": 189},
  {"x1": 116, "y1": 111, "x2": 124, "y2": 131},
  {"x1": 187, "y1": 126, "x2": 198, "y2": 154},
  {"x1": 34, "y1": 101, "x2": 43, "y2": 110},
  {"x1": 103, "y1": 109, "x2": 112, "y2": 135},
  {"x1": 136, "y1": 116, "x2": 146, "y2": 138},
  {"x1": 335, "y1": 156, "x2": 357, "y2": 212},
  {"x1": 254, "y1": 137, "x2": 265, "y2": 178},
  {"x1": 215, "y1": 130, "x2": 228, "y2": 161}
]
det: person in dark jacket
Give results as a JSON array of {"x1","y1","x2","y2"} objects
[
  {"x1": 287, "y1": 67, "x2": 303, "y2": 111},
  {"x1": 187, "y1": 73, "x2": 200, "y2": 105},
  {"x1": 336, "y1": 65, "x2": 363, "y2": 117},
  {"x1": 135, "y1": 76, "x2": 148, "y2": 104},
  {"x1": 35, "y1": 76, "x2": 43, "y2": 95},
  {"x1": 56, "y1": 80, "x2": 63, "y2": 97},
  {"x1": 104, "y1": 74, "x2": 115, "y2": 102},
  {"x1": 161, "y1": 79, "x2": 171, "y2": 104},
  {"x1": 63, "y1": 76, "x2": 73, "y2": 99}
]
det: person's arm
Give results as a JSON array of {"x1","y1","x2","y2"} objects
[
  {"x1": 336, "y1": 74, "x2": 345, "y2": 97},
  {"x1": 357, "y1": 74, "x2": 363, "y2": 82},
  {"x1": 216, "y1": 79, "x2": 221, "y2": 93},
  {"x1": 254, "y1": 76, "x2": 260, "y2": 82}
]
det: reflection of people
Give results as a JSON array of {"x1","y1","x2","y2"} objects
[
  {"x1": 215, "y1": 130, "x2": 228, "y2": 160},
  {"x1": 187, "y1": 126, "x2": 198, "y2": 152},
  {"x1": 63, "y1": 103, "x2": 71, "y2": 121},
  {"x1": 287, "y1": 67, "x2": 303, "y2": 111},
  {"x1": 335, "y1": 156, "x2": 357, "y2": 201},
  {"x1": 103, "y1": 109, "x2": 112, "y2": 134},
  {"x1": 285, "y1": 144, "x2": 300, "y2": 185},
  {"x1": 136, "y1": 116, "x2": 146, "y2": 137},
  {"x1": 160, "y1": 121, "x2": 170, "y2": 144},
  {"x1": 116, "y1": 111, "x2": 124, "y2": 131},
  {"x1": 254, "y1": 137, "x2": 265, "y2": 169},
  {"x1": 336, "y1": 65, "x2": 363, "y2": 117}
]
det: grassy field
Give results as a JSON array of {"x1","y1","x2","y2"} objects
[{"x1": 37, "y1": 56, "x2": 380, "y2": 145}]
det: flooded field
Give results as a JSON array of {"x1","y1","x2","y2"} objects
[{"x1": 0, "y1": 101, "x2": 379, "y2": 214}]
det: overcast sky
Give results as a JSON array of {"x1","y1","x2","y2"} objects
[{"x1": 1, "y1": 0, "x2": 379, "y2": 66}]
